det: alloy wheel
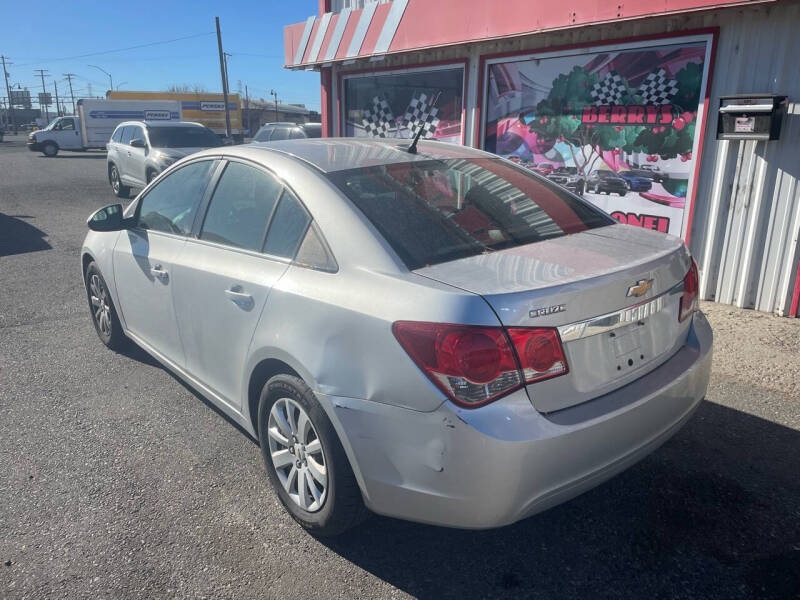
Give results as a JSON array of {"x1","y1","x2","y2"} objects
[
  {"x1": 111, "y1": 167, "x2": 120, "y2": 193},
  {"x1": 89, "y1": 274, "x2": 112, "y2": 337},
  {"x1": 267, "y1": 397, "x2": 327, "y2": 512}
]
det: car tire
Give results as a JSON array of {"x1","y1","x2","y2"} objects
[
  {"x1": 618, "y1": 192, "x2": 626, "y2": 196},
  {"x1": 109, "y1": 164, "x2": 130, "y2": 199},
  {"x1": 42, "y1": 142, "x2": 58, "y2": 157},
  {"x1": 578, "y1": 183, "x2": 585, "y2": 196},
  {"x1": 85, "y1": 261, "x2": 128, "y2": 351},
  {"x1": 593, "y1": 184, "x2": 600, "y2": 194},
  {"x1": 146, "y1": 169, "x2": 157, "y2": 185},
  {"x1": 258, "y1": 374, "x2": 367, "y2": 537}
]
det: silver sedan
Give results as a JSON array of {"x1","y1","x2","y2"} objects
[{"x1": 81, "y1": 139, "x2": 712, "y2": 536}]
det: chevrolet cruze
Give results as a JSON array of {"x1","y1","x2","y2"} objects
[{"x1": 81, "y1": 138, "x2": 712, "y2": 536}]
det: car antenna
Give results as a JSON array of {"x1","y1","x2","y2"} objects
[
  {"x1": 406, "y1": 92, "x2": 440, "y2": 154},
  {"x1": 406, "y1": 122, "x2": 426, "y2": 154}
]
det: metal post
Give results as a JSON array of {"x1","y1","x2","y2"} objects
[
  {"x1": 244, "y1": 85, "x2": 250, "y2": 136},
  {"x1": 271, "y1": 89, "x2": 278, "y2": 123},
  {"x1": 215, "y1": 16, "x2": 232, "y2": 139},
  {"x1": 53, "y1": 79, "x2": 61, "y2": 117},
  {"x1": 1, "y1": 55, "x2": 17, "y2": 133},
  {"x1": 36, "y1": 69, "x2": 49, "y2": 123},
  {"x1": 89, "y1": 65, "x2": 112, "y2": 93},
  {"x1": 64, "y1": 73, "x2": 76, "y2": 115}
]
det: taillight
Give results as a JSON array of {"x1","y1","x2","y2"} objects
[
  {"x1": 679, "y1": 258, "x2": 699, "y2": 322},
  {"x1": 392, "y1": 321, "x2": 568, "y2": 408},
  {"x1": 507, "y1": 328, "x2": 569, "y2": 383}
]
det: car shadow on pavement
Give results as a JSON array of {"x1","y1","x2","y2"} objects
[
  {"x1": 38, "y1": 154, "x2": 107, "y2": 159},
  {"x1": 117, "y1": 341, "x2": 260, "y2": 446},
  {"x1": 0, "y1": 213, "x2": 51, "y2": 257},
  {"x1": 319, "y1": 400, "x2": 800, "y2": 600}
]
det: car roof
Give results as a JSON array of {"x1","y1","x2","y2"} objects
[
  {"x1": 114, "y1": 120, "x2": 205, "y2": 129},
  {"x1": 217, "y1": 138, "x2": 494, "y2": 173}
]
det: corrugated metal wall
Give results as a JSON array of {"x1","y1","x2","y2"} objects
[{"x1": 691, "y1": 2, "x2": 800, "y2": 316}]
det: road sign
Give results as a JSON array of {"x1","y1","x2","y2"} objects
[
  {"x1": 38, "y1": 92, "x2": 52, "y2": 106},
  {"x1": 10, "y1": 90, "x2": 31, "y2": 107}
]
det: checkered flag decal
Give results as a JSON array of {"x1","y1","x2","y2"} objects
[
  {"x1": 403, "y1": 93, "x2": 440, "y2": 139},
  {"x1": 638, "y1": 68, "x2": 679, "y2": 105},
  {"x1": 361, "y1": 96, "x2": 395, "y2": 138},
  {"x1": 590, "y1": 71, "x2": 628, "y2": 106}
]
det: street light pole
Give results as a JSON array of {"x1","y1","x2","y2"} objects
[
  {"x1": 270, "y1": 89, "x2": 278, "y2": 123},
  {"x1": 88, "y1": 65, "x2": 113, "y2": 94}
]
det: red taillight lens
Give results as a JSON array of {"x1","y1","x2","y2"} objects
[
  {"x1": 679, "y1": 258, "x2": 699, "y2": 322},
  {"x1": 392, "y1": 321, "x2": 568, "y2": 408},
  {"x1": 507, "y1": 328, "x2": 569, "y2": 383}
]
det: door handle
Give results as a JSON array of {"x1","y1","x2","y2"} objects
[
  {"x1": 150, "y1": 265, "x2": 169, "y2": 282},
  {"x1": 225, "y1": 286, "x2": 254, "y2": 310}
]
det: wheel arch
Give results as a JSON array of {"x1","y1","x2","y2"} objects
[{"x1": 246, "y1": 357, "x2": 302, "y2": 438}]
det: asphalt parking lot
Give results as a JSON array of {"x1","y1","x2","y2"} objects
[{"x1": 1, "y1": 134, "x2": 799, "y2": 599}]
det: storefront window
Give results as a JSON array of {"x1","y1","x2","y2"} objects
[
  {"x1": 483, "y1": 39, "x2": 711, "y2": 238},
  {"x1": 343, "y1": 67, "x2": 463, "y2": 143}
]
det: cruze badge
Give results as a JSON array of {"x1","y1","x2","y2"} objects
[
  {"x1": 529, "y1": 304, "x2": 566, "y2": 318},
  {"x1": 626, "y1": 278, "x2": 654, "y2": 298}
]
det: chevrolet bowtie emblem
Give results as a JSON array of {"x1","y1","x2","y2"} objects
[{"x1": 626, "y1": 279, "x2": 654, "y2": 298}]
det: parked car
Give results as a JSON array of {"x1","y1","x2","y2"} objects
[
  {"x1": 532, "y1": 162, "x2": 555, "y2": 176},
  {"x1": 0, "y1": 125, "x2": 4, "y2": 142},
  {"x1": 587, "y1": 170, "x2": 629, "y2": 196},
  {"x1": 81, "y1": 139, "x2": 711, "y2": 536},
  {"x1": 253, "y1": 122, "x2": 321, "y2": 142},
  {"x1": 547, "y1": 166, "x2": 585, "y2": 195},
  {"x1": 638, "y1": 164, "x2": 667, "y2": 183},
  {"x1": 27, "y1": 99, "x2": 182, "y2": 157},
  {"x1": 107, "y1": 120, "x2": 221, "y2": 197},
  {"x1": 618, "y1": 170, "x2": 653, "y2": 192}
]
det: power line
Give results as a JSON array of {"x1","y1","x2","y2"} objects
[{"x1": 13, "y1": 31, "x2": 215, "y2": 67}]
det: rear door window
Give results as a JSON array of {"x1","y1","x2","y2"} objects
[
  {"x1": 199, "y1": 161, "x2": 283, "y2": 251},
  {"x1": 326, "y1": 158, "x2": 613, "y2": 270},
  {"x1": 263, "y1": 191, "x2": 311, "y2": 258},
  {"x1": 136, "y1": 160, "x2": 216, "y2": 235}
]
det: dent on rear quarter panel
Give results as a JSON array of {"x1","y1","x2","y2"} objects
[{"x1": 247, "y1": 264, "x2": 502, "y2": 412}]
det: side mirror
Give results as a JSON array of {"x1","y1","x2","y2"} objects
[
  {"x1": 130, "y1": 138, "x2": 146, "y2": 148},
  {"x1": 88, "y1": 203, "x2": 127, "y2": 232}
]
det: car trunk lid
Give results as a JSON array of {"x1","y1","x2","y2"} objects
[{"x1": 414, "y1": 224, "x2": 692, "y2": 412}]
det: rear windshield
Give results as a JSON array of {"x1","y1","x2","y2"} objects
[
  {"x1": 326, "y1": 158, "x2": 613, "y2": 270},
  {"x1": 147, "y1": 126, "x2": 222, "y2": 148}
]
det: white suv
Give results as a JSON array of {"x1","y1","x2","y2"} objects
[{"x1": 107, "y1": 121, "x2": 221, "y2": 198}]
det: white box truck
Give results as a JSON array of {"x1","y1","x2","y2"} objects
[{"x1": 27, "y1": 99, "x2": 181, "y2": 157}]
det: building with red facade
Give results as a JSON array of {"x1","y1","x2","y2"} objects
[{"x1": 284, "y1": 0, "x2": 800, "y2": 316}]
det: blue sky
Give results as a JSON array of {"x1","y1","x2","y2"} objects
[{"x1": 2, "y1": 1, "x2": 320, "y2": 110}]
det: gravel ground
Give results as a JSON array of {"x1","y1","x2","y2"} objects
[{"x1": 1, "y1": 135, "x2": 799, "y2": 599}]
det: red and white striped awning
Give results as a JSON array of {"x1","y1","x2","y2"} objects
[{"x1": 284, "y1": 0, "x2": 773, "y2": 69}]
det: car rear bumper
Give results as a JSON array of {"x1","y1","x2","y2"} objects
[{"x1": 323, "y1": 311, "x2": 712, "y2": 529}]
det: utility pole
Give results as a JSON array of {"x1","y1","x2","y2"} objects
[
  {"x1": 64, "y1": 73, "x2": 76, "y2": 114},
  {"x1": 244, "y1": 84, "x2": 250, "y2": 136},
  {"x1": 215, "y1": 16, "x2": 232, "y2": 139},
  {"x1": 88, "y1": 82, "x2": 93, "y2": 98},
  {"x1": 270, "y1": 89, "x2": 279, "y2": 123},
  {"x1": 53, "y1": 79, "x2": 61, "y2": 117},
  {"x1": 1, "y1": 55, "x2": 16, "y2": 133},
  {"x1": 35, "y1": 69, "x2": 49, "y2": 123}
]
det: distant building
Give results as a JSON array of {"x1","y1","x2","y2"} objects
[{"x1": 242, "y1": 100, "x2": 320, "y2": 134}]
